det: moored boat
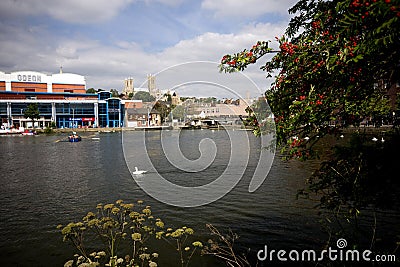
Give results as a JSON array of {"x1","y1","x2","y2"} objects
[
  {"x1": 68, "y1": 132, "x2": 81, "y2": 142},
  {"x1": 21, "y1": 129, "x2": 37, "y2": 136}
]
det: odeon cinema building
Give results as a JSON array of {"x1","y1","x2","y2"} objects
[{"x1": 0, "y1": 70, "x2": 124, "y2": 128}]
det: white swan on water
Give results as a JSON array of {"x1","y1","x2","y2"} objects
[{"x1": 132, "y1": 167, "x2": 147, "y2": 175}]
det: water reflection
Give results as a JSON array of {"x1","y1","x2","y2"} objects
[{"x1": 0, "y1": 132, "x2": 393, "y2": 266}]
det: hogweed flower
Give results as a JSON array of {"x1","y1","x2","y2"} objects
[
  {"x1": 64, "y1": 260, "x2": 74, "y2": 267},
  {"x1": 111, "y1": 207, "x2": 120, "y2": 214},
  {"x1": 142, "y1": 208, "x2": 151, "y2": 216},
  {"x1": 184, "y1": 228, "x2": 194, "y2": 235},
  {"x1": 97, "y1": 251, "x2": 106, "y2": 257},
  {"x1": 155, "y1": 231, "x2": 164, "y2": 239},
  {"x1": 170, "y1": 228, "x2": 184, "y2": 238},
  {"x1": 139, "y1": 253, "x2": 150, "y2": 260},
  {"x1": 103, "y1": 204, "x2": 114, "y2": 210},
  {"x1": 192, "y1": 241, "x2": 203, "y2": 248},
  {"x1": 155, "y1": 221, "x2": 164, "y2": 228},
  {"x1": 132, "y1": 233, "x2": 142, "y2": 241}
]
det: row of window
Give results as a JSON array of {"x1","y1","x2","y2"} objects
[
  {"x1": 202, "y1": 108, "x2": 220, "y2": 113},
  {"x1": 0, "y1": 103, "x2": 95, "y2": 116},
  {"x1": 0, "y1": 99, "x2": 124, "y2": 128}
]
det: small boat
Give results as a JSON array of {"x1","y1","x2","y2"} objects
[
  {"x1": 132, "y1": 167, "x2": 147, "y2": 175},
  {"x1": 21, "y1": 129, "x2": 37, "y2": 136},
  {"x1": 68, "y1": 132, "x2": 81, "y2": 142}
]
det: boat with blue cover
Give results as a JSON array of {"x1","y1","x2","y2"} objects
[{"x1": 68, "y1": 132, "x2": 81, "y2": 142}]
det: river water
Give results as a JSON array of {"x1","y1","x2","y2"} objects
[{"x1": 0, "y1": 130, "x2": 396, "y2": 266}]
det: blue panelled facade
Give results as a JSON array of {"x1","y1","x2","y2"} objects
[
  {"x1": 0, "y1": 91, "x2": 124, "y2": 129},
  {"x1": 97, "y1": 92, "x2": 124, "y2": 128},
  {"x1": 56, "y1": 102, "x2": 97, "y2": 129}
]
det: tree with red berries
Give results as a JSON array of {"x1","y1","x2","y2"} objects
[
  {"x1": 222, "y1": 0, "x2": 399, "y2": 153},
  {"x1": 221, "y1": 0, "x2": 400, "y2": 247}
]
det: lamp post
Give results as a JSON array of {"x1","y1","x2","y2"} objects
[
  {"x1": 72, "y1": 107, "x2": 75, "y2": 128},
  {"x1": 147, "y1": 107, "x2": 150, "y2": 126}
]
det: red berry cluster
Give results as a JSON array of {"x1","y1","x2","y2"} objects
[
  {"x1": 280, "y1": 42, "x2": 298, "y2": 56},
  {"x1": 312, "y1": 60, "x2": 325, "y2": 72},
  {"x1": 245, "y1": 51, "x2": 256, "y2": 63},
  {"x1": 350, "y1": 0, "x2": 399, "y2": 18},
  {"x1": 349, "y1": 0, "x2": 372, "y2": 18},
  {"x1": 311, "y1": 20, "x2": 321, "y2": 30},
  {"x1": 290, "y1": 138, "x2": 302, "y2": 148},
  {"x1": 221, "y1": 55, "x2": 236, "y2": 66}
]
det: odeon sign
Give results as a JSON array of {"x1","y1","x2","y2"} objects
[{"x1": 17, "y1": 74, "x2": 42, "y2": 82}]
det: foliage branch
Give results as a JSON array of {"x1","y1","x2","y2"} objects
[
  {"x1": 219, "y1": 0, "x2": 400, "y2": 246},
  {"x1": 221, "y1": 0, "x2": 399, "y2": 159}
]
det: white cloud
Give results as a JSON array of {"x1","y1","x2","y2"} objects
[
  {"x1": 145, "y1": 0, "x2": 184, "y2": 6},
  {"x1": 159, "y1": 21, "x2": 286, "y2": 62},
  {"x1": 55, "y1": 20, "x2": 286, "y2": 96},
  {"x1": 149, "y1": 22, "x2": 286, "y2": 97},
  {"x1": 0, "y1": 18, "x2": 286, "y2": 97},
  {"x1": 201, "y1": 0, "x2": 297, "y2": 17},
  {"x1": 0, "y1": 0, "x2": 134, "y2": 24}
]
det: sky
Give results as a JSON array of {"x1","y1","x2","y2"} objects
[{"x1": 0, "y1": 0, "x2": 297, "y2": 99}]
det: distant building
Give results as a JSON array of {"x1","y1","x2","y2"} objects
[
  {"x1": 122, "y1": 78, "x2": 134, "y2": 96},
  {"x1": 124, "y1": 100, "x2": 161, "y2": 127},
  {"x1": 147, "y1": 74, "x2": 161, "y2": 99},
  {"x1": 124, "y1": 99, "x2": 143, "y2": 109},
  {"x1": 0, "y1": 69, "x2": 86, "y2": 94},
  {"x1": 162, "y1": 90, "x2": 181, "y2": 106},
  {"x1": 0, "y1": 70, "x2": 125, "y2": 129},
  {"x1": 197, "y1": 99, "x2": 252, "y2": 118},
  {"x1": 171, "y1": 91, "x2": 181, "y2": 106},
  {"x1": 147, "y1": 74, "x2": 156, "y2": 95}
]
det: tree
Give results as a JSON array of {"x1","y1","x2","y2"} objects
[
  {"x1": 110, "y1": 89, "x2": 119, "y2": 98},
  {"x1": 24, "y1": 103, "x2": 40, "y2": 128},
  {"x1": 220, "y1": 0, "x2": 400, "y2": 247},
  {"x1": 222, "y1": 1, "x2": 399, "y2": 147},
  {"x1": 201, "y1": 97, "x2": 217, "y2": 103},
  {"x1": 153, "y1": 101, "x2": 170, "y2": 123},
  {"x1": 134, "y1": 91, "x2": 156, "y2": 102},
  {"x1": 86, "y1": 88, "x2": 96, "y2": 94},
  {"x1": 171, "y1": 105, "x2": 185, "y2": 121}
]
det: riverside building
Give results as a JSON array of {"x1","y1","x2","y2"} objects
[{"x1": 0, "y1": 70, "x2": 124, "y2": 129}]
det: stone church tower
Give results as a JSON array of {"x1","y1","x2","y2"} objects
[
  {"x1": 147, "y1": 74, "x2": 161, "y2": 99},
  {"x1": 147, "y1": 74, "x2": 156, "y2": 96},
  {"x1": 123, "y1": 78, "x2": 134, "y2": 96}
]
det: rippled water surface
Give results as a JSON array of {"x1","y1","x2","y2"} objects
[{"x1": 0, "y1": 130, "x2": 396, "y2": 266}]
